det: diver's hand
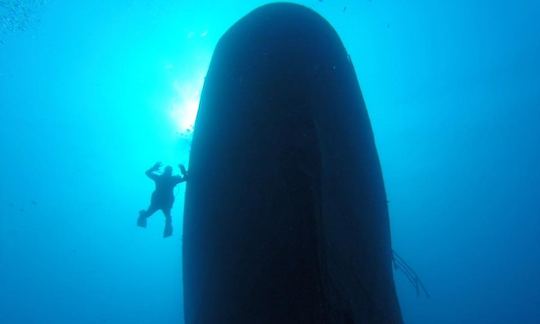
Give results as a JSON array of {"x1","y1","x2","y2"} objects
[
  {"x1": 153, "y1": 162, "x2": 162, "y2": 170},
  {"x1": 179, "y1": 164, "x2": 188, "y2": 176}
]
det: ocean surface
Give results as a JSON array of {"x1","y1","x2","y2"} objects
[{"x1": 1, "y1": 1, "x2": 539, "y2": 323}]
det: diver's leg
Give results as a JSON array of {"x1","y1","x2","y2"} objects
[
  {"x1": 162, "y1": 209, "x2": 173, "y2": 238},
  {"x1": 138, "y1": 204, "x2": 158, "y2": 228}
]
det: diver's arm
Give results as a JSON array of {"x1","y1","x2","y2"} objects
[
  {"x1": 146, "y1": 162, "x2": 161, "y2": 180},
  {"x1": 171, "y1": 164, "x2": 188, "y2": 184},
  {"x1": 173, "y1": 176, "x2": 186, "y2": 185}
]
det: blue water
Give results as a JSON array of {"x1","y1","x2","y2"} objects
[{"x1": 1, "y1": 1, "x2": 539, "y2": 323}]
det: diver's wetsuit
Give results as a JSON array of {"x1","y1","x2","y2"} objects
[{"x1": 139, "y1": 165, "x2": 186, "y2": 237}]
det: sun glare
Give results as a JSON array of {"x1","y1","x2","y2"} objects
[{"x1": 169, "y1": 73, "x2": 205, "y2": 137}]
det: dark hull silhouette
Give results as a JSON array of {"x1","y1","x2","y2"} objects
[{"x1": 183, "y1": 3, "x2": 402, "y2": 323}]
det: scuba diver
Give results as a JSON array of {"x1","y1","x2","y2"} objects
[{"x1": 138, "y1": 162, "x2": 188, "y2": 237}]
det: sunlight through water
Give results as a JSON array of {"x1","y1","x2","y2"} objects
[{"x1": 169, "y1": 72, "x2": 205, "y2": 138}]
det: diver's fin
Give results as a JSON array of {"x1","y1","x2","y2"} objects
[
  {"x1": 163, "y1": 225, "x2": 173, "y2": 238},
  {"x1": 137, "y1": 210, "x2": 147, "y2": 228}
]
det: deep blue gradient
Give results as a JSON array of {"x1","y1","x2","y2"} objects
[{"x1": 1, "y1": 1, "x2": 539, "y2": 323}]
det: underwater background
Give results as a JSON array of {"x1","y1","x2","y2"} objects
[{"x1": 0, "y1": 0, "x2": 539, "y2": 323}]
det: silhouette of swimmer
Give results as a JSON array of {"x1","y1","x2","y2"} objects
[{"x1": 138, "y1": 162, "x2": 188, "y2": 237}]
